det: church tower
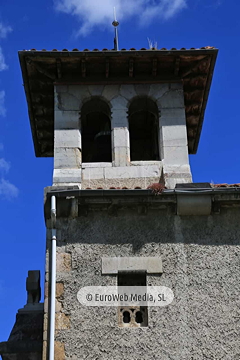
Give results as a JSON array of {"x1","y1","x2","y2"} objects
[
  {"x1": 19, "y1": 47, "x2": 217, "y2": 190},
  {"x1": 13, "y1": 45, "x2": 240, "y2": 360}
]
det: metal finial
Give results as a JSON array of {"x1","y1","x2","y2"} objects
[{"x1": 112, "y1": 7, "x2": 119, "y2": 51}]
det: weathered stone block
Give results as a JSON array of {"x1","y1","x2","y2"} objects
[
  {"x1": 81, "y1": 176, "x2": 160, "y2": 189},
  {"x1": 56, "y1": 282, "x2": 64, "y2": 298},
  {"x1": 102, "y1": 85, "x2": 120, "y2": 101},
  {"x1": 112, "y1": 128, "x2": 130, "y2": 148},
  {"x1": 120, "y1": 85, "x2": 137, "y2": 100},
  {"x1": 160, "y1": 108, "x2": 186, "y2": 127},
  {"x1": 44, "y1": 281, "x2": 49, "y2": 299},
  {"x1": 82, "y1": 167, "x2": 104, "y2": 181},
  {"x1": 54, "y1": 341, "x2": 65, "y2": 360},
  {"x1": 159, "y1": 89, "x2": 185, "y2": 108},
  {"x1": 43, "y1": 330, "x2": 47, "y2": 341},
  {"x1": 162, "y1": 146, "x2": 189, "y2": 166},
  {"x1": 149, "y1": 83, "x2": 169, "y2": 99},
  {"x1": 43, "y1": 313, "x2": 48, "y2": 332},
  {"x1": 56, "y1": 253, "x2": 71, "y2": 272},
  {"x1": 162, "y1": 164, "x2": 192, "y2": 188},
  {"x1": 55, "y1": 92, "x2": 81, "y2": 111},
  {"x1": 55, "y1": 313, "x2": 70, "y2": 330},
  {"x1": 53, "y1": 169, "x2": 82, "y2": 185},
  {"x1": 161, "y1": 125, "x2": 188, "y2": 147},
  {"x1": 105, "y1": 165, "x2": 161, "y2": 179},
  {"x1": 44, "y1": 298, "x2": 62, "y2": 313},
  {"x1": 54, "y1": 110, "x2": 80, "y2": 130},
  {"x1": 68, "y1": 85, "x2": 91, "y2": 101},
  {"x1": 111, "y1": 109, "x2": 128, "y2": 128},
  {"x1": 42, "y1": 340, "x2": 47, "y2": 360},
  {"x1": 82, "y1": 162, "x2": 112, "y2": 168},
  {"x1": 113, "y1": 146, "x2": 130, "y2": 167},
  {"x1": 54, "y1": 129, "x2": 81, "y2": 149},
  {"x1": 54, "y1": 148, "x2": 81, "y2": 169},
  {"x1": 110, "y1": 96, "x2": 128, "y2": 110}
]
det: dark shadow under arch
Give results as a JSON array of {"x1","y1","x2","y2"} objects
[
  {"x1": 81, "y1": 98, "x2": 112, "y2": 162},
  {"x1": 128, "y1": 97, "x2": 160, "y2": 161}
]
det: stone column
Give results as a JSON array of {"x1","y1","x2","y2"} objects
[
  {"x1": 158, "y1": 83, "x2": 192, "y2": 188},
  {"x1": 53, "y1": 85, "x2": 82, "y2": 187},
  {"x1": 110, "y1": 96, "x2": 130, "y2": 167}
]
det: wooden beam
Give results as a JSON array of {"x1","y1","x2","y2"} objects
[
  {"x1": 105, "y1": 59, "x2": 109, "y2": 78},
  {"x1": 27, "y1": 59, "x2": 56, "y2": 80},
  {"x1": 152, "y1": 58, "x2": 157, "y2": 77},
  {"x1": 54, "y1": 75, "x2": 182, "y2": 85},
  {"x1": 174, "y1": 57, "x2": 180, "y2": 76},
  {"x1": 129, "y1": 58, "x2": 134, "y2": 77},
  {"x1": 56, "y1": 59, "x2": 62, "y2": 79},
  {"x1": 81, "y1": 59, "x2": 86, "y2": 78},
  {"x1": 181, "y1": 57, "x2": 209, "y2": 78}
]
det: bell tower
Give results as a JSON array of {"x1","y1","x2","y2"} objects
[
  {"x1": 19, "y1": 47, "x2": 217, "y2": 191},
  {"x1": 18, "y1": 46, "x2": 219, "y2": 360}
]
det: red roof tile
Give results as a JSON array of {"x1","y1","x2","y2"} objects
[{"x1": 24, "y1": 46, "x2": 216, "y2": 53}]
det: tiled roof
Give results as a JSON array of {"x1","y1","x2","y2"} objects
[
  {"x1": 22, "y1": 46, "x2": 216, "y2": 52},
  {"x1": 212, "y1": 183, "x2": 240, "y2": 188},
  {"x1": 83, "y1": 183, "x2": 240, "y2": 190}
]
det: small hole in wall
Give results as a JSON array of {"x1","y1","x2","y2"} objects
[
  {"x1": 135, "y1": 311, "x2": 143, "y2": 324},
  {"x1": 123, "y1": 311, "x2": 131, "y2": 323}
]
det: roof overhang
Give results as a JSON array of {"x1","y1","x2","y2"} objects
[
  {"x1": 19, "y1": 48, "x2": 218, "y2": 157},
  {"x1": 44, "y1": 185, "x2": 240, "y2": 220}
]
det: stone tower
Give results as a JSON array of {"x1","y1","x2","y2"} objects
[
  {"x1": 18, "y1": 47, "x2": 218, "y2": 190},
  {"x1": 8, "y1": 46, "x2": 239, "y2": 360}
]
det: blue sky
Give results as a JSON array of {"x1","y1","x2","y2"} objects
[{"x1": 0, "y1": 0, "x2": 240, "y2": 344}]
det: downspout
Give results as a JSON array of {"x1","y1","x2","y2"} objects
[{"x1": 49, "y1": 196, "x2": 56, "y2": 360}]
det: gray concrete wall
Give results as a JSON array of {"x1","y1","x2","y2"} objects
[
  {"x1": 44, "y1": 206, "x2": 240, "y2": 360},
  {"x1": 53, "y1": 84, "x2": 192, "y2": 189}
]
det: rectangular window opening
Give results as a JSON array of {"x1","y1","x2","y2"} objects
[{"x1": 117, "y1": 271, "x2": 148, "y2": 328}]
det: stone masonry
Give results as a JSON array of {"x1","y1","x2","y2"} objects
[
  {"x1": 42, "y1": 191, "x2": 240, "y2": 360},
  {"x1": 53, "y1": 83, "x2": 192, "y2": 189}
]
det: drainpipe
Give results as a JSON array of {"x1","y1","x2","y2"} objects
[{"x1": 49, "y1": 196, "x2": 56, "y2": 360}]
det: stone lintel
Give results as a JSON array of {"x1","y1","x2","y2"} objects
[{"x1": 102, "y1": 257, "x2": 162, "y2": 274}]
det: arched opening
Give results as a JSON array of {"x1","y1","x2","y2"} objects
[
  {"x1": 81, "y1": 98, "x2": 112, "y2": 163},
  {"x1": 128, "y1": 97, "x2": 160, "y2": 161}
]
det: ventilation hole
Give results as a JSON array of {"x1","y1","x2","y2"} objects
[
  {"x1": 130, "y1": 308, "x2": 135, "y2": 312},
  {"x1": 123, "y1": 311, "x2": 131, "y2": 323},
  {"x1": 135, "y1": 311, "x2": 143, "y2": 323}
]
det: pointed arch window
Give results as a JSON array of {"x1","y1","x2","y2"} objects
[
  {"x1": 81, "y1": 98, "x2": 112, "y2": 163},
  {"x1": 128, "y1": 97, "x2": 160, "y2": 161}
]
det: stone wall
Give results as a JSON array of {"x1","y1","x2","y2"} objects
[
  {"x1": 43, "y1": 201, "x2": 240, "y2": 360},
  {"x1": 0, "y1": 312, "x2": 43, "y2": 360},
  {"x1": 53, "y1": 84, "x2": 192, "y2": 189}
]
